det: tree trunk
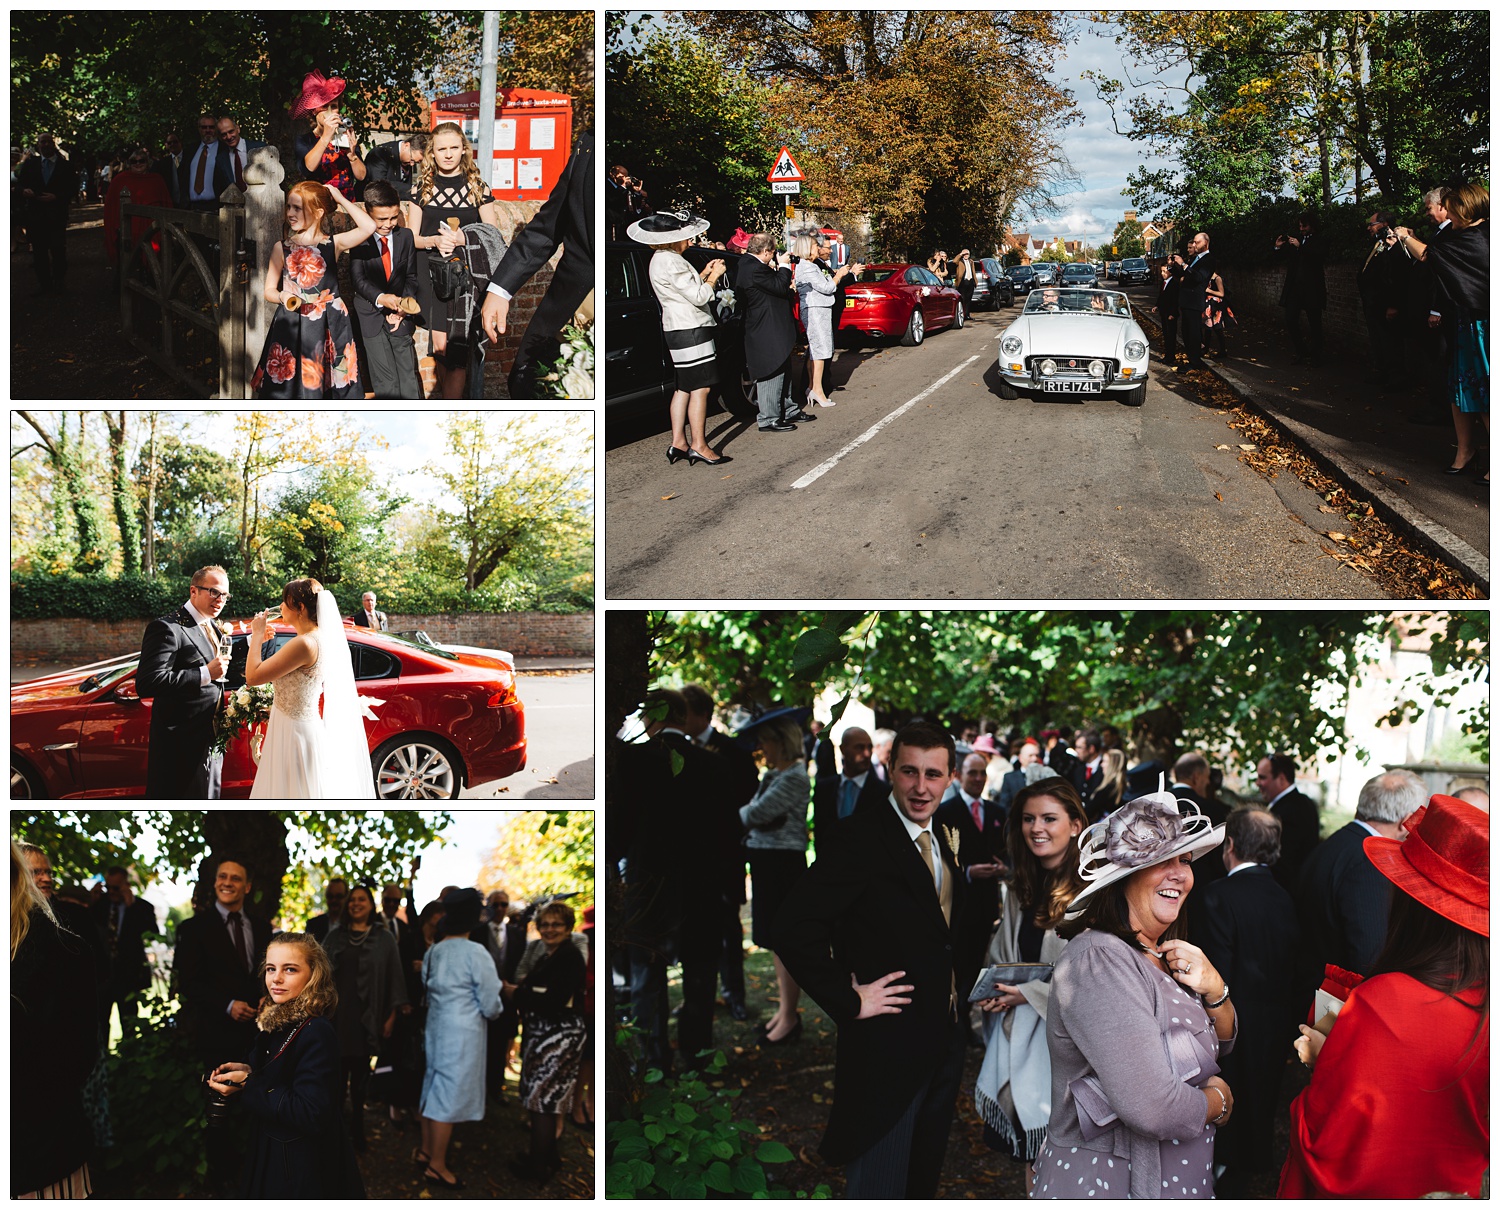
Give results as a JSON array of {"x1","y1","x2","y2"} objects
[
  {"x1": 144, "y1": 411, "x2": 158, "y2": 577},
  {"x1": 1130, "y1": 704, "x2": 1183, "y2": 767},
  {"x1": 195, "y1": 811, "x2": 292, "y2": 925},
  {"x1": 106, "y1": 411, "x2": 143, "y2": 576}
]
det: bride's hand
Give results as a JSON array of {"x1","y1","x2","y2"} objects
[{"x1": 250, "y1": 610, "x2": 270, "y2": 639}]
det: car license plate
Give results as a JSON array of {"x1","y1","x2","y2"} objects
[{"x1": 1042, "y1": 380, "x2": 1102, "y2": 394}]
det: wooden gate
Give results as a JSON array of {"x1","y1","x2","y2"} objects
[{"x1": 117, "y1": 190, "x2": 250, "y2": 398}]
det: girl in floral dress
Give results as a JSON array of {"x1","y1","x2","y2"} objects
[{"x1": 253, "y1": 180, "x2": 376, "y2": 398}]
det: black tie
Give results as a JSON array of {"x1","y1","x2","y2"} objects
[{"x1": 228, "y1": 910, "x2": 248, "y2": 971}]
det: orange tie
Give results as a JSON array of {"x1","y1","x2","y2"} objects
[{"x1": 380, "y1": 236, "x2": 391, "y2": 280}]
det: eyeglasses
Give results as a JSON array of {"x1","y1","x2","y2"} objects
[
  {"x1": 194, "y1": 585, "x2": 230, "y2": 601},
  {"x1": 536, "y1": 921, "x2": 568, "y2": 931}
]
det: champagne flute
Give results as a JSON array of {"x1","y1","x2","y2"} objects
[{"x1": 216, "y1": 627, "x2": 233, "y2": 681}]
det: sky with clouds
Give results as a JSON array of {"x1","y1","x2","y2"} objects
[{"x1": 1013, "y1": 14, "x2": 1189, "y2": 250}]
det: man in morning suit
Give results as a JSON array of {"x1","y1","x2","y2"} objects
[
  {"x1": 481, "y1": 130, "x2": 594, "y2": 399},
  {"x1": 92, "y1": 865, "x2": 159, "y2": 1038},
  {"x1": 174, "y1": 858, "x2": 272, "y2": 1195},
  {"x1": 349, "y1": 180, "x2": 422, "y2": 398},
  {"x1": 16, "y1": 133, "x2": 79, "y2": 294},
  {"x1": 215, "y1": 115, "x2": 266, "y2": 196},
  {"x1": 1170, "y1": 231, "x2": 1215, "y2": 371},
  {"x1": 137, "y1": 564, "x2": 231, "y2": 798},
  {"x1": 150, "y1": 130, "x2": 185, "y2": 207},
  {"x1": 351, "y1": 591, "x2": 390, "y2": 632},
  {"x1": 1074, "y1": 729, "x2": 1103, "y2": 803},
  {"x1": 358, "y1": 132, "x2": 428, "y2": 203},
  {"x1": 1256, "y1": 752, "x2": 1321, "y2": 894},
  {"x1": 812, "y1": 726, "x2": 892, "y2": 854},
  {"x1": 682, "y1": 683, "x2": 761, "y2": 1021},
  {"x1": 997, "y1": 739, "x2": 1039, "y2": 818},
  {"x1": 1295, "y1": 768, "x2": 1427, "y2": 992},
  {"x1": 775, "y1": 721, "x2": 971, "y2": 1198},
  {"x1": 737, "y1": 232, "x2": 809, "y2": 431},
  {"x1": 1273, "y1": 212, "x2": 1327, "y2": 364},
  {"x1": 1189, "y1": 810, "x2": 1302, "y2": 1199},
  {"x1": 936, "y1": 751, "x2": 1008, "y2": 988}
]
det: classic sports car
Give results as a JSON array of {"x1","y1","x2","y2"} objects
[
  {"x1": 838, "y1": 263, "x2": 963, "y2": 346},
  {"x1": 10, "y1": 624, "x2": 526, "y2": 799},
  {"x1": 995, "y1": 287, "x2": 1150, "y2": 405}
]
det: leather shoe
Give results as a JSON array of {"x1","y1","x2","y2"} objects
[
  {"x1": 725, "y1": 997, "x2": 748, "y2": 1022},
  {"x1": 758, "y1": 422, "x2": 796, "y2": 432},
  {"x1": 784, "y1": 410, "x2": 817, "y2": 422}
]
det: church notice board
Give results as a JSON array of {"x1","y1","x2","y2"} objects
[{"x1": 429, "y1": 87, "x2": 573, "y2": 203}]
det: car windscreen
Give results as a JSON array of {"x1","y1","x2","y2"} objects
[
  {"x1": 1121, "y1": 258, "x2": 1147, "y2": 270},
  {"x1": 855, "y1": 268, "x2": 898, "y2": 283},
  {"x1": 79, "y1": 661, "x2": 140, "y2": 692},
  {"x1": 381, "y1": 631, "x2": 460, "y2": 661},
  {"x1": 1024, "y1": 290, "x2": 1130, "y2": 315}
]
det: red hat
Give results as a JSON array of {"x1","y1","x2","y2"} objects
[
  {"x1": 726, "y1": 227, "x2": 751, "y2": 253},
  {"x1": 1364, "y1": 794, "x2": 1488, "y2": 936},
  {"x1": 290, "y1": 70, "x2": 346, "y2": 118}
]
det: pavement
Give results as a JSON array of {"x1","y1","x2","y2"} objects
[
  {"x1": 605, "y1": 302, "x2": 1384, "y2": 599},
  {"x1": 1123, "y1": 284, "x2": 1489, "y2": 592}
]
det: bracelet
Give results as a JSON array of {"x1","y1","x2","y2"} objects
[
  {"x1": 1208, "y1": 1085, "x2": 1229, "y2": 1125},
  {"x1": 1205, "y1": 982, "x2": 1230, "y2": 1010}
]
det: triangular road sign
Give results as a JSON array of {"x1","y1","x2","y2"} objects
[{"x1": 767, "y1": 146, "x2": 805, "y2": 183}]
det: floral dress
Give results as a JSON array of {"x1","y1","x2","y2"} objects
[{"x1": 252, "y1": 238, "x2": 360, "y2": 398}]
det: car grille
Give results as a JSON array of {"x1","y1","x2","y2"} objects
[{"x1": 1025, "y1": 355, "x2": 1120, "y2": 380}]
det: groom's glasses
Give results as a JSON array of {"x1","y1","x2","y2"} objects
[{"x1": 193, "y1": 586, "x2": 231, "y2": 602}]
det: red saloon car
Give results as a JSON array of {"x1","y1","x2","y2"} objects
[
  {"x1": 838, "y1": 263, "x2": 964, "y2": 346},
  {"x1": 10, "y1": 625, "x2": 526, "y2": 799}
]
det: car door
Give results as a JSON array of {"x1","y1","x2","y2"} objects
[
  {"x1": 605, "y1": 243, "x2": 671, "y2": 411},
  {"x1": 78, "y1": 669, "x2": 153, "y2": 794},
  {"x1": 916, "y1": 266, "x2": 958, "y2": 325}
]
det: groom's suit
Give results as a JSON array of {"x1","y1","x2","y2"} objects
[
  {"x1": 774, "y1": 795, "x2": 971, "y2": 1197},
  {"x1": 137, "y1": 606, "x2": 225, "y2": 798}
]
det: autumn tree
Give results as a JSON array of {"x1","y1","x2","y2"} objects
[
  {"x1": 687, "y1": 11, "x2": 1080, "y2": 256},
  {"x1": 15, "y1": 411, "x2": 110, "y2": 573},
  {"x1": 427, "y1": 413, "x2": 593, "y2": 594},
  {"x1": 477, "y1": 811, "x2": 595, "y2": 903},
  {"x1": 1111, "y1": 216, "x2": 1146, "y2": 258}
]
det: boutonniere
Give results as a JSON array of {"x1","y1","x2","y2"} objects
[{"x1": 941, "y1": 825, "x2": 961, "y2": 860}]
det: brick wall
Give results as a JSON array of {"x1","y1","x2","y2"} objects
[
  {"x1": 1220, "y1": 262, "x2": 1368, "y2": 353},
  {"x1": 11, "y1": 612, "x2": 593, "y2": 667},
  {"x1": 481, "y1": 200, "x2": 560, "y2": 399}
]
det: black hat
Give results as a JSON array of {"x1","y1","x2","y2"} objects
[
  {"x1": 732, "y1": 704, "x2": 813, "y2": 750},
  {"x1": 439, "y1": 887, "x2": 483, "y2": 936}
]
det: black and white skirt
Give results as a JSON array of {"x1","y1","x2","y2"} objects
[
  {"x1": 519, "y1": 1011, "x2": 588, "y2": 1113},
  {"x1": 663, "y1": 324, "x2": 719, "y2": 391}
]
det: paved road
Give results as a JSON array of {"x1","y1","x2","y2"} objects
[
  {"x1": 606, "y1": 302, "x2": 1381, "y2": 599},
  {"x1": 467, "y1": 670, "x2": 595, "y2": 799}
]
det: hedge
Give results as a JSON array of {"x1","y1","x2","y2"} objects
[
  {"x1": 1157, "y1": 196, "x2": 1439, "y2": 269},
  {"x1": 9, "y1": 571, "x2": 590, "y2": 621}
]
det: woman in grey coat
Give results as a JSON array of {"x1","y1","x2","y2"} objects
[
  {"x1": 792, "y1": 234, "x2": 863, "y2": 409},
  {"x1": 739, "y1": 712, "x2": 811, "y2": 1045},
  {"x1": 322, "y1": 884, "x2": 408, "y2": 1152},
  {"x1": 1033, "y1": 783, "x2": 1236, "y2": 1199}
]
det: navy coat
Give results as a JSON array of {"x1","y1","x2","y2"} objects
[{"x1": 237, "y1": 1014, "x2": 366, "y2": 1197}]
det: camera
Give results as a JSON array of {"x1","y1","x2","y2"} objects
[
  {"x1": 1372, "y1": 223, "x2": 1392, "y2": 241},
  {"x1": 202, "y1": 1071, "x2": 233, "y2": 1127}
]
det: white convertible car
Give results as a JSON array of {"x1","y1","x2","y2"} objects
[{"x1": 996, "y1": 287, "x2": 1150, "y2": 405}]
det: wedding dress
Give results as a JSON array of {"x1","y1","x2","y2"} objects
[{"x1": 249, "y1": 590, "x2": 376, "y2": 799}]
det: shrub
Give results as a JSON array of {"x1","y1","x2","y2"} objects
[{"x1": 606, "y1": 1046, "x2": 830, "y2": 1200}]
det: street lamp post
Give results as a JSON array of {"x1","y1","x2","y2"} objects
[{"x1": 477, "y1": 11, "x2": 499, "y2": 194}]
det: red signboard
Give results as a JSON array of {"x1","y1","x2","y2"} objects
[{"x1": 430, "y1": 88, "x2": 573, "y2": 202}]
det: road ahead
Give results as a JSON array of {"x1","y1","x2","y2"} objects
[{"x1": 606, "y1": 298, "x2": 1380, "y2": 599}]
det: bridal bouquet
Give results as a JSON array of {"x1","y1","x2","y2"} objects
[
  {"x1": 213, "y1": 683, "x2": 275, "y2": 760},
  {"x1": 541, "y1": 322, "x2": 594, "y2": 399}
]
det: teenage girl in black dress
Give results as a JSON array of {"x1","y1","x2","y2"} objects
[{"x1": 410, "y1": 121, "x2": 499, "y2": 398}]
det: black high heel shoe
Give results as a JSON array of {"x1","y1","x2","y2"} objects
[
  {"x1": 1443, "y1": 455, "x2": 1479, "y2": 476},
  {"x1": 666, "y1": 445, "x2": 689, "y2": 465},
  {"x1": 759, "y1": 1017, "x2": 803, "y2": 1047},
  {"x1": 688, "y1": 449, "x2": 732, "y2": 466}
]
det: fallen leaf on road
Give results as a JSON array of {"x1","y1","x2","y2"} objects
[
  {"x1": 1318, "y1": 505, "x2": 1338, "y2": 514},
  {"x1": 1290, "y1": 536, "x2": 1308, "y2": 544},
  {"x1": 1395, "y1": 476, "x2": 1409, "y2": 484},
  {"x1": 1215, "y1": 492, "x2": 1223, "y2": 501},
  {"x1": 660, "y1": 493, "x2": 679, "y2": 501},
  {"x1": 1216, "y1": 443, "x2": 1231, "y2": 450},
  {"x1": 720, "y1": 473, "x2": 733, "y2": 479},
  {"x1": 1238, "y1": 444, "x2": 1257, "y2": 451},
  {"x1": 1326, "y1": 532, "x2": 1347, "y2": 541}
]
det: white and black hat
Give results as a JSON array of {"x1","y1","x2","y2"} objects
[{"x1": 627, "y1": 208, "x2": 710, "y2": 246}]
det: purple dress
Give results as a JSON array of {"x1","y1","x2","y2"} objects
[{"x1": 1031, "y1": 929, "x2": 1233, "y2": 1199}]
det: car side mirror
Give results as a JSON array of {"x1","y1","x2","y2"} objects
[{"x1": 114, "y1": 682, "x2": 140, "y2": 702}]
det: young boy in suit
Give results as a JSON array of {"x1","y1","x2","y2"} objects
[{"x1": 350, "y1": 179, "x2": 421, "y2": 398}]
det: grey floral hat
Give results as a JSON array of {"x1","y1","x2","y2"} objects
[{"x1": 1063, "y1": 775, "x2": 1225, "y2": 919}]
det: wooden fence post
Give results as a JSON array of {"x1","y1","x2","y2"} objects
[
  {"x1": 242, "y1": 146, "x2": 286, "y2": 394},
  {"x1": 118, "y1": 187, "x2": 133, "y2": 341}
]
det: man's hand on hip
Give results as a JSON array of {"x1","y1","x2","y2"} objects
[{"x1": 852, "y1": 970, "x2": 914, "y2": 1019}]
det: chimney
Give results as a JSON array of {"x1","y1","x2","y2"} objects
[{"x1": 1124, "y1": 209, "x2": 1137, "y2": 223}]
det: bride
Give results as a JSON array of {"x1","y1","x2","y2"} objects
[{"x1": 245, "y1": 577, "x2": 376, "y2": 798}]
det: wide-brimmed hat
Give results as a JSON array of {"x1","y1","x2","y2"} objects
[
  {"x1": 971, "y1": 734, "x2": 1003, "y2": 755},
  {"x1": 1364, "y1": 794, "x2": 1488, "y2": 936},
  {"x1": 628, "y1": 209, "x2": 710, "y2": 246},
  {"x1": 1064, "y1": 778, "x2": 1224, "y2": 919},
  {"x1": 731, "y1": 703, "x2": 812, "y2": 750},
  {"x1": 291, "y1": 70, "x2": 346, "y2": 118}
]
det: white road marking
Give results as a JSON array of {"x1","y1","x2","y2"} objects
[{"x1": 790, "y1": 354, "x2": 984, "y2": 489}]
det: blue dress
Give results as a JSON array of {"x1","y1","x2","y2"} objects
[{"x1": 420, "y1": 938, "x2": 503, "y2": 1123}]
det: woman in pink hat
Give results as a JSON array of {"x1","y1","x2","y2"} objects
[
  {"x1": 1279, "y1": 794, "x2": 1488, "y2": 1198},
  {"x1": 291, "y1": 70, "x2": 366, "y2": 195}
]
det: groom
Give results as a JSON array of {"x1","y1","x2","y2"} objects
[
  {"x1": 137, "y1": 564, "x2": 231, "y2": 798},
  {"x1": 774, "y1": 721, "x2": 972, "y2": 1198}
]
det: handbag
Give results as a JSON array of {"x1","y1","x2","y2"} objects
[{"x1": 428, "y1": 250, "x2": 467, "y2": 302}]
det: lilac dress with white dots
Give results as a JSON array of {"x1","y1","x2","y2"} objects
[{"x1": 1031, "y1": 930, "x2": 1232, "y2": 1199}]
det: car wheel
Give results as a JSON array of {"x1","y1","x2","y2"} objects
[
  {"x1": 1120, "y1": 383, "x2": 1147, "y2": 407},
  {"x1": 373, "y1": 735, "x2": 464, "y2": 799},
  {"x1": 10, "y1": 759, "x2": 44, "y2": 798},
  {"x1": 900, "y1": 306, "x2": 925, "y2": 346},
  {"x1": 952, "y1": 302, "x2": 966, "y2": 330},
  {"x1": 997, "y1": 375, "x2": 1020, "y2": 400}
]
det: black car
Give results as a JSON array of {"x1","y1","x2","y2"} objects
[
  {"x1": 1060, "y1": 262, "x2": 1097, "y2": 287},
  {"x1": 979, "y1": 257, "x2": 1015, "y2": 308},
  {"x1": 1117, "y1": 256, "x2": 1151, "y2": 286},
  {"x1": 605, "y1": 241, "x2": 755, "y2": 418},
  {"x1": 1005, "y1": 263, "x2": 1039, "y2": 293}
]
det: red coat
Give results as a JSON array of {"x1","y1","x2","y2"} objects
[
  {"x1": 102, "y1": 168, "x2": 171, "y2": 268},
  {"x1": 1279, "y1": 971, "x2": 1487, "y2": 1198}
]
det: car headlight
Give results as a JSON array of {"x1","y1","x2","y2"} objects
[
  {"x1": 1089, "y1": 359, "x2": 1105, "y2": 377},
  {"x1": 1039, "y1": 359, "x2": 1057, "y2": 377},
  {"x1": 1001, "y1": 335, "x2": 1022, "y2": 356},
  {"x1": 1125, "y1": 339, "x2": 1147, "y2": 360}
]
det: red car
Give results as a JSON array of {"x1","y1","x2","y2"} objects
[
  {"x1": 838, "y1": 263, "x2": 964, "y2": 346},
  {"x1": 10, "y1": 625, "x2": 526, "y2": 799}
]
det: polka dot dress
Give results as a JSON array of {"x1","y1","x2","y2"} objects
[{"x1": 1031, "y1": 968, "x2": 1219, "y2": 1199}]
